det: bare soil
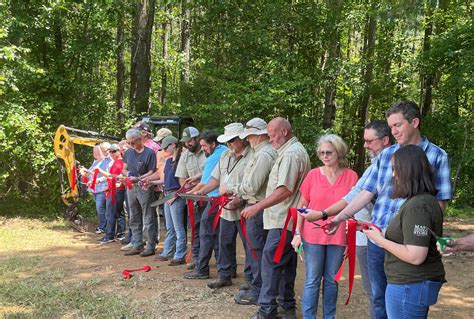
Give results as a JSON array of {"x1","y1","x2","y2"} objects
[{"x1": 17, "y1": 218, "x2": 474, "y2": 318}]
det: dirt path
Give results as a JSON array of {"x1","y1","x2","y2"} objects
[{"x1": 3, "y1": 217, "x2": 474, "y2": 318}]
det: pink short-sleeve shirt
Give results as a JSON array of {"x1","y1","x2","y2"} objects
[{"x1": 299, "y1": 167, "x2": 358, "y2": 246}]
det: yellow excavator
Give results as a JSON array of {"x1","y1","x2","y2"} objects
[{"x1": 53, "y1": 125, "x2": 120, "y2": 231}]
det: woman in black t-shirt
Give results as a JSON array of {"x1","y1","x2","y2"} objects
[{"x1": 363, "y1": 145, "x2": 445, "y2": 319}]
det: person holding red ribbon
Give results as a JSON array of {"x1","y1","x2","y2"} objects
[
  {"x1": 242, "y1": 117, "x2": 310, "y2": 319},
  {"x1": 291, "y1": 134, "x2": 358, "y2": 319},
  {"x1": 363, "y1": 145, "x2": 445, "y2": 319}
]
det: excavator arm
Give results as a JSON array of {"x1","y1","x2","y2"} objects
[{"x1": 53, "y1": 125, "x2": 119, "y2": 230}]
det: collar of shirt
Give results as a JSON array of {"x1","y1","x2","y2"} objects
[
  {"x1": 276, "y1": 136, "x2": 298, "y2": 156},
  {"x1": 254, "y1": 139, "x2": 271, "y2": 153}
]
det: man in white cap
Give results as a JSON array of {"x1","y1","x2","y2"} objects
[
  {"x1": 188, "y1": 123, "x2": 254, "y2": 289},
  {"x1": 175, "y1": 126, "x2": 207, "y2": 269},
  {"x1": 242, "y1": 117, "x2": 310, "y2": 319},
  {"x1": 220, "y1": 118, "x2": 276, "y2": 305}
]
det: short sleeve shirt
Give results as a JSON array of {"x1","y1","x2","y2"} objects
[
  {"x1": 122, "y1": 147, "x2": 156, "y2": 177},
  {"x1": 175, "y1": 148, "x2": 206, "y2": 180},
  {"x1": 361, "y1": 137, "x2": 452, "y2": 230},
  {"x1": 384, "y1": 193, "x2": 445, "y2": 284},
  {"x1": 227, "y1": 140, "x2": 276, "y2": 203},
  {"x1": 211, "y1": 146, "x2": 254, "y2": 221},
  {"x1": 263, "y1": 137, "x2": 311, "y2": 231},
  {"x1": 201, "y1": 144, "x2": 228, "y2": 197},
  {"x1": 299, "y1": 168, "x2": 358, "y2": 246},
  {"x1": 109, "y1": 159, "x2": 125, "y2": 190},
  {"x1": 145, "y1": 139, "x2": 160, "y2": 153}
]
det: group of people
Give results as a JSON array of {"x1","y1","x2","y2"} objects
[{"x1": 80, "y1": 100, "x2": 465, "y2": 319}]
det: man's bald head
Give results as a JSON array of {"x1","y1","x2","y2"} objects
[{"x1": 267, "y1": 117, "x2": 293, "y2": 149}]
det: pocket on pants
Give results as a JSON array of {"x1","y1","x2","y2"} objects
[{"x1": 419, "y1": 280, "x2": 442, "y2": 307}]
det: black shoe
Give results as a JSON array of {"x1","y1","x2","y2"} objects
[
  {"x1": 234, "y1": 290, "x2": 258, "y2": 305},
  {"x1": 183, "y1": 270, "x2": 209, "y2": 279},
  {"x1": 250, "y1": 312, "x2": 274, "y2": 319},
  {"x1": 140, "y1": 249, "x2": 156, "y2": 257},
  {"x1": 155, "y1": 255, "x2": 169, "y2": 261},
  {"x1": 207, "y1": 278, "x2": 232, "y2": 289},
  {"x1": 276, "y1": 307, "x2": 296, "y2": 319},
  {"x1": 240, "y1": 283, "x2": 252, "y2": 290},
  {"x1": 120, "y1": 238, "x2": 130, "y2": 245}
]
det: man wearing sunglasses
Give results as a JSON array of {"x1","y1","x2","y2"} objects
[{"x1": 121, "y1": 128, "x2": 157, "y2": 257}]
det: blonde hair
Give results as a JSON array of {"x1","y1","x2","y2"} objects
[{"x1": 316, "y1": 134, "x2": 348, "y2": 166}]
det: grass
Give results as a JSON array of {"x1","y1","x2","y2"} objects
[{"x1": 0, "y1": 217, "x2": 143, "y2": 318}]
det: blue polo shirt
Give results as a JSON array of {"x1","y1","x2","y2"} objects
[{"x1": 201, "y1": 144, "x2": 228, "y2": 197}]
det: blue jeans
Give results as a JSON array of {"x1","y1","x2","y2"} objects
[
  {"x1": 301, "y1": 243, "x2": 345, "y2": 319},
  {"x1": 127, "y1": 185, "x2": 157, "y2": 251},
  {"x1": 386, "y1": 281, "x2": 442, "y2": 319},
  {"x1": 357, "y1": 245, "x2": 376, "y2": 319},
  {"x1": 93, "y1": 192, "x2": 107, "y2": 231},
  {"x1": 258, "y1": 229, "x2": 297, "y2": 317},
  {"x1": 161, "y1": 197, "x2": 187, "y2": 260},
  {"x1": 368, "y1": 241, "x2": 388, "y2": 319},
  {"x1": 115, "y1": 189, "x2": 126, "y2": 236}
]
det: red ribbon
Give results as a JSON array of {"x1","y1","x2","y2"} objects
[
  {"x1": 90, "y1": 168, "x2": 99, "y2": 191},
  {"x1": 124, "y1": 177, "x2": 133, "y2": 190},
  {"x1": 333, "y1": 219, "x2": 357, "y2": 305},
  {"x1": 71, "y1": 165, "x2": 77, "y2": 191},
  {"x1": 122, "y1": 265, "x2": 152, "y2": 279},
  {"x1": 273, "y1": 208, "x2": 298, "y2": 264},
  {"x1": 185, "y1": 199, "x2": 195, "y2": 263},
  {"x1": 208, "y1": 195, "x2": 232, "y2": 233},
  {"x1": 82, "y1": 175, "x2": 89, "y2": 184},
  {"x1": 106, "y1": 177, "x2": 117, "y2": 204},
  {"x1": 240, "y1": 218, "x2": 258, "y2": 260}
]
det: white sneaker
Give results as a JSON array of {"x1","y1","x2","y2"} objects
[{"x1": 120, "y1": 243, "x2": 134, "y2": 251}]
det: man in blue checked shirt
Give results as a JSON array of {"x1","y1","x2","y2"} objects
[{"x1": 326, "y1": 101, "x2": 452, "y2": 319}]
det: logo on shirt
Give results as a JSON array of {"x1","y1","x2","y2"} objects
[{"x1": 413, "y1": 225, "x2": 428, "y2": 237}]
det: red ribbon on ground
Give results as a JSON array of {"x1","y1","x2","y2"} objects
[
  {"x1": 240, "y1": 218, "x2": 258, "y2": 260},
  {"x1": 208, "y1": 195, "x2": 232, "y2": 233},
  {"x1": 273, "y1": 208, "x2": 298, "y2": 263},
  {"x1": 90, "y1": 168, "x2": 99, "y2": 191},
  {"x1": 122, "y1": 265, "x2": 152, "y2": 279},
  {"x1": 185, "y1": 199, "x2": 195, "y2": 263},
  {"x1": 71, "y1": 165, "x2": 77, "y2": 191},
  {"x1": 106, "y1": 177, "x2": 117, "y2": 204}
]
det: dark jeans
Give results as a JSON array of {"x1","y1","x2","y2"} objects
[
  {"x1": 104, "y1": 189, "x2": 125, "y2": 240},
  {"x1": 245, "y1": 210, "x2": 266, "y2": 295},
  {"x1": 258, "y1": 228, "x2": 297, "y2": 317},
  {"x1": 368, "y1": 240, "x2": 388, "y2": 319},
  {"x1": 195, "y1": 203, "x2": 220, "y2": 275},
  {"x1": 191, "y1": 202, "x2": 205, "y2": 261},
  {"x1": 127, "y1": 185, "x2": 157, "y2": 251}
]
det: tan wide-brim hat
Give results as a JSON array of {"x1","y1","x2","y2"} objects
[
  {"x1": 239, "y1": 117, "x2": 268, "y2": 139},
  {"x1": 217, "y1": 123, "x2": 244, "y2": 143},
  {"x1": 153, "y1": 128, "x2": 172, "y2": 142}
]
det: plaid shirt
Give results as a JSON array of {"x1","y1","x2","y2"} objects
[{"x1": 361, "y1": 136, "x2": 452, "y2": 230}]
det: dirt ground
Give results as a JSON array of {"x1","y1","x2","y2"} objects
[{"x1": 12, "y1": 218, "x2": 474, "y2": 318}]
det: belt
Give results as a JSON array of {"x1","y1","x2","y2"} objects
[{"x1": 164, "y1": 189, "x2": 179, "y2": 196}]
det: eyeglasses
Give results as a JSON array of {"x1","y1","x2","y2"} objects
[
  {"x1": 227, "y1": 137, "x2": 238, "y2": 144},
  {"x1": 318, "y1": 150, "x2": 334, "y2": 157},
  {"x1": 364, "y1": 137, "x2": 383, "y2": 145}
]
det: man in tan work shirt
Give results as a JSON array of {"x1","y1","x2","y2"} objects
[
  {"x1": 174, "y1": 127, "x2": 207, "y2": 267},
  {"x1": 221, "y1": 117, "x2": 276, "y2": 306},
  {"x1": 241, "y1": 117, "x2": 310, "y2": 319}
]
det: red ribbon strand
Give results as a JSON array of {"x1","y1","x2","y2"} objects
[
  {"x1": 240, "y1": 218, "x2": 258, "y2": 260},
  {"x1": 273, "y1": 208, "x2": 298, "y2": 264},
  {"x1": 122, "y1": 265, "x2": 152, "y2": 279},
  {"x1": 185, "y1": 199, "x2": 195, "y2": 263}
]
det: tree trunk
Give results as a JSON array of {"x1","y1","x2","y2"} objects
[
  {"x1": 130, "y1": 0, "x2": 156, "y2": 114},
  {"x1": 180, "y1": 0, "x2": 191, "y2": 83},
  {"x1": 116, "y1": 0, "x2": 126, "y2": 126},
  {"x1": 161, "y1": 4, "x2": 169, "y2": 105},
  {"x1": 354, "y1": 12, "x2": 376, "y2": 176},
  {"x1": 420, "y1": 3, "x2": 434, "y2": 117},
  {"x1": 321, "y1": 0, "x2": 343, "y2": 129}
]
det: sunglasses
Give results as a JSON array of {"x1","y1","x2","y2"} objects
[
  {"x1": 110, "y1": 150, "x2": 119, "y2": 153},
  {"x1": 364, "y1": 137, "x2": 383, "y2": 144},
  {"x1": 227, "y1": 137, "x2": 238, "y2": 144},
  {"x1": 318, "y1": 150, "x2": 334, "y2": 156}
]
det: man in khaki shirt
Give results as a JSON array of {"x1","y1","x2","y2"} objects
[
  {"x1": 221, "y1": 118, "x2": 276, "y2": 305},
  {"x1": 191, "y1": 123, "x2": 254, "y2": 289},
  {"x1": 174, "y1": 127, "x2": 207, "y2": 268},
  {"x1": 242, "y1": 117, "x2": 310, "y2": 319}
]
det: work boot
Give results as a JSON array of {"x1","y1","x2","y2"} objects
[
  {"x1": 168, "y1": 259, "x2": 185, "y2": 266},
  {"x1": 276, "y1": 307, "x2": 296, "y2": 319},
  {"x1": 120, "y1": 243, "x2": 133, "y2": 251},
  {"x1": 240, "y1": 277, "x2": 252, "y2": 290},
  {"x1": 234, "y1": 290, "x2": 258, "y2": 305},
  {"x1": 139, "y1": 249, "x2": 155, "y2": 257},
  {"x1": 183, "y1": 270, "x2": 209, "y2": 279},
  {"x1": 155, "y1": 255, "x2": 169, "y2": 261},
  {"x1": 207, "y1": 278, "x2": 232, "y2": 289},
  {"x1": 123, "y1": 247, "x2": 144, "y2": 256}
]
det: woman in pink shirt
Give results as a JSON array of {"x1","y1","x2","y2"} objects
[{"x1": 292, "y1": 134, "x2": 358, "y2": 319}]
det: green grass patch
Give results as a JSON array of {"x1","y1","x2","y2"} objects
[{"x1": 446, "y1": 206, "x2": 474, "y2": 219}]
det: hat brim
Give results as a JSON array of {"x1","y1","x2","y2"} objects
[
  {"x1": 180, "y1": 136, "x2": 191, "y2": 142},
  {"x1": 239, "y1": 129, "x2": 268, "y2": 140},
  {"x1": 217, "y1": 134, "x2": 240, "y2": 143}
]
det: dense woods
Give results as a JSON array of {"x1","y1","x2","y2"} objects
[{"x1": 0, "y1": 0, "x2": 472, "y2": 215}]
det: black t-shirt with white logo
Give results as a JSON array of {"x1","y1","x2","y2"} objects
[{"x1": 384, "y1": 193, "x2": 445, "y2": 284}]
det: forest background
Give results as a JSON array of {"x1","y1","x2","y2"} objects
[{"x1": 0, "y1": 0, "x2": 472, "y2": 217}]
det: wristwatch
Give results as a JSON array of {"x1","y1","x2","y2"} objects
[{"x1": 321, "y1": 210, "x2": 329, "y2": 221}]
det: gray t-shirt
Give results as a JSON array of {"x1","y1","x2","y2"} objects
[{"x1": 123, "y1": 146, "x2": 156, "y2": 177}]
